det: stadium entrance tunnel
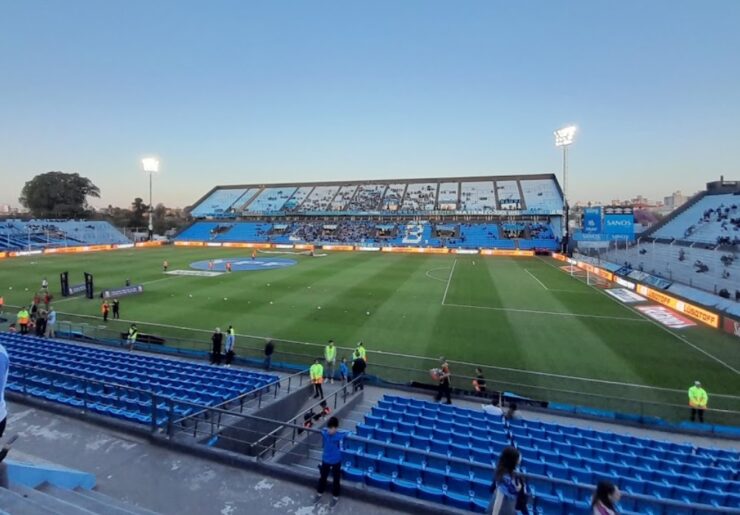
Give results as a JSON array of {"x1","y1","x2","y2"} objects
[{"x1": 190, "y1": 257, "x2": 298, "y2": 272}]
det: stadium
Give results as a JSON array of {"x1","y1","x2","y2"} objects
[
  {"x1": 0, "y1": 169, "x2": 738, "y2": 515},
  {"x1": 1, "y1": 3, "x2": 740, "y2": 515}
]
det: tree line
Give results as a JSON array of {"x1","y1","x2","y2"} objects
[{"x1": 17, "y1": 171, "x2": 189, "y2": 235}]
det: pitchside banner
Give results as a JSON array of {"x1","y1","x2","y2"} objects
[{"x1": 583, "y1": 207, "x2": 602, "y2": 234}]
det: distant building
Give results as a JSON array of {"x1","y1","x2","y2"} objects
[
  {"x1": 663, "y1": 191, "x2": 689, "y2": 211},
  {"x1": 0, "y1": 204, "x2": 10, "y2": 214}
]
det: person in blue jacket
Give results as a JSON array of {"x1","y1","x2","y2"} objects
[{"x1": 313, "y1": 416, "x2": 348, "y2": 508}]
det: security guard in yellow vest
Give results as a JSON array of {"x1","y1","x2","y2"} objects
[
  {"x1": 688, "y1": 380, "x2": 708, "y2": 423},
  {"x1": 310, "y1": 359, "x2": 324, "y2": 399},
  {"x1": 324, "y1": 340, "x2": 337, "y2": 384}
]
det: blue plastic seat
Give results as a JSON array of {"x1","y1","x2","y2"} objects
[
  {"x1": 417, "y1": 469, "x2": 446, "y2": 503},
  {"x1": 365, "y1": 457, "x2": 396, "y2": 490}
]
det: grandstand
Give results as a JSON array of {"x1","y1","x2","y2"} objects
[
  {"x1": 181, "y1": 174, "x2": 563, "y2": 251},
  {"x1": 0, "y1": 219, "x2": 130, "y2": 251},
  {"x1": 596, "y1": 180, "x2": 739, "y2": 299}
]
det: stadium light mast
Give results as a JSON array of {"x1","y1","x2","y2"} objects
[
  {"x1": 141, "y1": 157, "x2": 160, "y2": 240},
  {"x1": 554, "y1": 126, "x2": 576, "y2": 253}
]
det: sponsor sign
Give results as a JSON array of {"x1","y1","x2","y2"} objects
[
  {"x1": 605, "y1": 288, "x2": 645, "y2": 303},
  {"x1": 274, "y1": 244, "x2": 294, "y2": 249},
  {"x1": 635, "y1": 285, "x2": 719, "y2": 327},
  {"x1": 479, "y1": 249, "x2": 534, "y2": 257},
  {"x1": 583, "y1": 207, "x2": 602, "y2": 234},
  {"x1": 381, "y1": 247, "x2": 450, "y2": 254},
  {"x1": 636, "y1": 305, "x2": 696, "y2": 329},
  {"x1": 723, "y1": 318, "x2": 740, "y2": 338},
  {"x1": 68, "y1": 283, "x2": 87, "y2": 296},
  {"x1": 293, "y1": 244, "x2": 314, "y2": 250},
  {"x1": 452, "y1": 249, "x2": 479, "y2": 255},
  {"x1": 614, "y1": 276, "x2": 636, "y2": 290},
  {"x1": 115, "y1": 243, "x2": 135, "y2": 249},
  {"x1": 134, "y1": 241, "x2": 164, "y2": 247},
  {"x1": 322, "y1": 245, "x2": 355, "y2": 251},
  {"x1": 10, "y1": 250, "x2": 43, "y2": 256},
  {"x1": 102, "y1": 284, "x2": 144, "y2": 299},
  {"x1": 165, "y1": 270, "x2": 223, "y2": 277},
  {"x1": 206, "y1": 242, "x2": 222, "y2": 247},
  {"x1": 357, "y1": 247, "x2": 381, "y2": 252},
  {"x1": 174, "y1": 241, "x2": 204, "y2": 247}
]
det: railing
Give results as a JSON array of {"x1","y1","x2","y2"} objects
[
  {"x1": 8, "y1": 363, "x2": 737, "y2": 514},
  {"x1": 20, "y1": 312, "x2": 740, "y2": 428}
]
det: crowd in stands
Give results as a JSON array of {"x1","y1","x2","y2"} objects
[{"x1": 683, "y1": 201, "x2": 740, "y2": 245}]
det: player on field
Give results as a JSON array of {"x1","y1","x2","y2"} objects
[
  {"x1": 225, "y1": 261, "x2": 232, "y2": 273},
  {"x1": 163, "y1": 260, "x2": 169, "y2": 272},
  {"x1": 252, "y1": 249, "x2": 257, "y2": 260}
]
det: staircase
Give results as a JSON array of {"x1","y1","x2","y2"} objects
[{"x1": 0, "y1": 482, "x2": 159, "y2": 514}]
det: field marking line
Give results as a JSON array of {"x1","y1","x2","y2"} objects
[
  {"x1": 424, "y1": 267, "x2": 451, "y2": 283},
  {"x1": 537, "y1": 256, "x2": 740, "y2": 376},
  {"x1": 443, "y1": 302, "x2": 648, "y2": 322},
  {"x1": 46, "y1": 307, "x2": 740, "y2": 399},
  {"x1": 441, "y1": 258, "x2": 457, "y2": 305},
  {"x1": 524, "y1": 269, "x2": 549, "y2": 291}
]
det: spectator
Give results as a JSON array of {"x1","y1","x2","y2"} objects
[
  {"x1": 351, "y1": 353, "x2": 366, "y2": 392},
  {"x1": 210, "y1": 328, "x2": 223, "y2": 365},
  {"x1": 491, "y1": 446, "x2": 523, "y2": 515},
  {"x1": 263, "y1": 339, "x2": 275, "y2": 370},
  {"x1": 338, "y1": 358, "x2": 349, "y2": 385},
  {"x1": 473, "y1": 367, "x2": 486, "y2": 395},
  {"x1": 324, "y1": 340, "x2": 337, "y2": 384},
  {"x1": 435, "y1": 357, "x2": 452, "y2": 404},
  {"x1": 224, "y1": 325, "x2": 236, "y2": 366},
  {"x1": 482, "y1": 398, "x2": 504, "y2": 417},
  {"x1": 310, "y1": 358, "x2": 324, "y2": 399},
  {"x1": 312, "y1": 416, "x2": 349, "y2": 508},
  {"x1": 0, "y1": 342, "x2": 8, "y2": 438},
  {"x1": 688, "y1": 380, "x2": 708, "y2": 423},
  {"x1": 46, "y1": 308, "x2": 56, "y2": 338},
  {"x1": 591, "y1": 481, "x2": 621, "y2": 515}
]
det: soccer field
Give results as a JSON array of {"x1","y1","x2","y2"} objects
[{"x1": 1, "y1": 247, "x2": 738, "y2": 420}]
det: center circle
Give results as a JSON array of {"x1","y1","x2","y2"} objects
[{"x1": 190, "y1": 257, "x2": 298, "y2": 272}]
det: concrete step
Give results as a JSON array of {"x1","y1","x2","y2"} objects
[
  {"x1": 38, "y1": 483, "x2": 157, "y2": 515},
  {"x1": 8, "y1": 482, "x2": 97, "y2": 514},
  {"x1": 74, "y1": 487, "x2": 160, "y2": 515},
  {"x1": 0, "y1": 487, "x2": 55, "y2": 514}
]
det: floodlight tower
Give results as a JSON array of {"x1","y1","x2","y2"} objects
[
  {"x1": 141, "y1": 157, "x2": 160, "y2": 240},
  {"x1": 554, "y1": 126, "x2": 576, "y2": 252}
]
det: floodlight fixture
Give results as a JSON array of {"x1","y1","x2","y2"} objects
[
  {"x1": 554, "y1": 126, "x2": 577, "y2": 147},
  {"x1": 141, "y1": 157, "x2": 160, "y2": 173}
]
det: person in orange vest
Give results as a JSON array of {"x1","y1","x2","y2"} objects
[
  {"x1": 101, "y1": 300, "x2": 110, "y2": 323},
  {"x1": 0, "y1": 296, "x2": 4, "y2": 314}
]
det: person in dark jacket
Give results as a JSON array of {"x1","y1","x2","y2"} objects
[
  {"x1": 351, "y1": 353, "x2": 366, "y2": 392},
  {"x1": 211, "y1": 328, "x2": 223, "y2": 365},
  {"x1": 264, "y1": 340, "x2": 275, "y2": 370}
]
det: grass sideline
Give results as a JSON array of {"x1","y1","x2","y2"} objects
[{"x1": 0, "y1": 247, "x2": 738, "y2": 422}]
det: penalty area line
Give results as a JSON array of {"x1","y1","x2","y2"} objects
[
  {"x1": 441, "y1": 259, "x2": 457, "y2": 305},
  {"x1": 524, "y1": 269, "x2": 549, "y2": 291}
]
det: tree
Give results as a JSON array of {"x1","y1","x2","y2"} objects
[
  {"x1": 129, "y1": 197, "x2": 149, "y2": 228},
  {"x1": 19, "y1": 172, "x2": 100, "y2": 218}
]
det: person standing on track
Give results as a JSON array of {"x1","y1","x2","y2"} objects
[
  {"x1": 435, "y1": 357, "x2": 452, "y2": 404},
  {"x1": 224, "y1": 325, "x2": 236, "y2": 366},
  {"x1": 225, "y1": 261, "x2": 232, "y2": 273},
  {"x1": 112, "y1": 299, "x2": 120, "y2": 319},
  {"x1": 355, "y1": 341, "x2": 367, "y2": 362},
  {"x1": 211, "y1": 328, "x2": 224, "y2": 365},
  {"x1": 264, "y1": 339, "x2": 275, "y2": 370},
  {"x1": 163, "y1": 260, "x2": 169, "y2": 273},
  {"x1": 688, "y1": 380, "x2": 708, "y2": 423},
  {"x1": 310, "y1": 358, "x2": 324, "y2": 399},
  {"x1": 45, "y1": 308, "x2": 56, "y2": 338},
  {"x1": 101, "y1": 300, "x2": 110, "y2": 323},
  {"x1": 324, "y1": 340, "x2": 337, "y2": 384},
  {"x1": 126, "y1": 324, "x2": 138, "y2": 351},
  {"x1": 351, "y1": 352, "x2": 366, "y2": 392}
]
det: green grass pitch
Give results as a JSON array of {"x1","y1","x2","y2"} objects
[{"x1": 1, "y1": 247, "x2": 738, "y2": 421}]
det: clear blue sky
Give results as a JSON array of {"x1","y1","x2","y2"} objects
[{"x1": 1, "y1": 1, "x2": 738, "y2": 209}]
